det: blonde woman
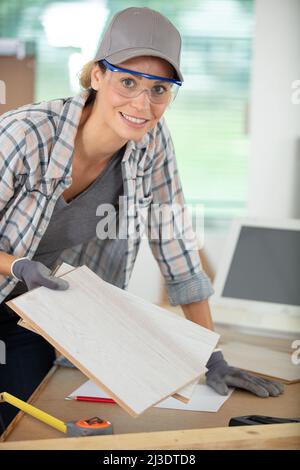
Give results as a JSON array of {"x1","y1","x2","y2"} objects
[{"x1": 0, "y1": 7, "x2": 283, "y2": 431}]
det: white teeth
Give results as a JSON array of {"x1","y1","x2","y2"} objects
[{"x1": 121, "y1": 112, "x2": 147, "y2": 124}]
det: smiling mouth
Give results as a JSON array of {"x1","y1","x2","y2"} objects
[{"x1": 119, "y1": 112, "x2": 149, "y2": 124}]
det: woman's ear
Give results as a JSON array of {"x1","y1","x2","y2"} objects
[{"x1": 90, "y1": 63, "x2": 103, "y2": 91}]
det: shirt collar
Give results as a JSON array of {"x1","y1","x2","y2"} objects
[
  {"x1": 44, "y1": 90, "x2": 88, "y2": 181},
  {"x1": 45, "y1": 90, "x2": 149, "y2": 182}
]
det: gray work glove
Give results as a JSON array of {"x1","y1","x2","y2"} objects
[
  {"x1": 206, "y1": 350, "x2": 284, "y2": 398},
  {"x1": 11, "y1": 258, "x2": 69, "y2": 291}
]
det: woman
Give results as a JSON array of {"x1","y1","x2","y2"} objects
[{"x1": 0, "y1": 7, "x2": 283, "y2": 430}]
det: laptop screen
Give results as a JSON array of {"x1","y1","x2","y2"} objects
[{"x1": 222, "y1": 226, "x2": 300, "y2": 306}]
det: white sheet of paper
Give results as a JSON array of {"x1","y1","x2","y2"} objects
[
  {"x1": 67, "y1": 380, "x2": 234, "y2": 413},
  {"x1": 155, "y1": 384, "x2": 234, "y2": 412}
]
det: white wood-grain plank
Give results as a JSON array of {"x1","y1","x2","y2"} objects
[
  {"x1": 8, "y1": 265, "x2": 219, "y2": 416},
  {"x1": 222, "y1": 342, "x2": 300, "y2": 383},
  {"x1": 17, "y1": 262, "x2": 200, "y2": 403}
]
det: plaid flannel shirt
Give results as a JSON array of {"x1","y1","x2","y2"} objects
[{"x1": 0, "y1": 91, "x2": 214, "y2": 305}]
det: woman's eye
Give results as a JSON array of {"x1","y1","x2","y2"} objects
[
  {"x1": 121, "y1": 78, "x2": 135, "y2": 88},
  {"x1": 152, "y1": 85, "x2": 168, "y2": 95}
]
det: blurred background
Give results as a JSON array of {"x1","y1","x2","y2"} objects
[{"x1": 0, "y1": 0, "x2": 299, "y2": 303}]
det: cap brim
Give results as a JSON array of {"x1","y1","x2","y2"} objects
[{"x1": 99, "y1": 48, "x2": 183, "y2": 82}]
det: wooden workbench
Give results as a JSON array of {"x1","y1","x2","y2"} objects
[
  {"x1": 0, "y1": 364, "x2": 299, "y2": 449},
  {"x1": 1, "y1": 318, "x2": 300, "y2": 450}
]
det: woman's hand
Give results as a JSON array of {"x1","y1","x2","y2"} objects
[
  {"x1": 11, "y1": 258, "x2": 69, "y2": 291},
  {"x1": 206, "y1": 350, "x2": 284, "y2": 397}
]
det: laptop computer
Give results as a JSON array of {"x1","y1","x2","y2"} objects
[{"x1": 210, "y1": 217, "x2": 300, "y2": 336}]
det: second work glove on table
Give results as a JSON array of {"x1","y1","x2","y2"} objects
[
  {"x1": 206, "y1": 350, "x2": 284, "y2": 397},
  {"x1": 11, "y1": 258, "x2": 69, "y2": 291}
]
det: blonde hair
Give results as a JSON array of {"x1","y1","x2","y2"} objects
[
  {"x1": 79, "y1": 60, "x2": 107, "y2": 89},
  {"x1": 79, "y1": 61, "x2": 95, "y2": 89},
  {"x1": 78, "y1": 60, "x2": 106, "y2": 104}
]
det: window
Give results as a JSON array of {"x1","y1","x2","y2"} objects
[{"x1": 0, "y1": 0, "x2": 254, "y2": 226}]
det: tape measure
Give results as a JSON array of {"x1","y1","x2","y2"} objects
[
  {"x1": 66, "y1": 417, "x2": 113, "y2": 436},
  {"x1": 0, "y1": 392, "x2": 113, "y2": 437}
]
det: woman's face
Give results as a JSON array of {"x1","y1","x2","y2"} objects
[{"x1": 90, "y1": 56, "x2": 174, "y2": 143}]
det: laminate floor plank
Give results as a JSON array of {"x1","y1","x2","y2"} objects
[{"x1": 8, "y1": 265, "x2": 219, "y2": 416}]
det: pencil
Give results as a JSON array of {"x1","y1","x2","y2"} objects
[{"x1": 68, "y1": 396, "x2": 116, "y2": 404}]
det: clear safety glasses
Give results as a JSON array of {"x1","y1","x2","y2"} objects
[{"x1": 99, "y1": 59, "x2": 182, "y2": 105}]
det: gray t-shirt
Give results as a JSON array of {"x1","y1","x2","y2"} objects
[{"x1": 7, "y1": 145, "x2": 125, "y2": 299}]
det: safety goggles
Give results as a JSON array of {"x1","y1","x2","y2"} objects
[{"x1": 99, "y1": 59, "x2": 182, "y2": 104}]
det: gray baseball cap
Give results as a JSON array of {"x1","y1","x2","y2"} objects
[{"x1": 94, "y1": 7, "x2": 183, "y2": 82}]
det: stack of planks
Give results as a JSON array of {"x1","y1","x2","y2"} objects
[{"x1": 7, "y1": 263, "x2": 219, "y2": 417}]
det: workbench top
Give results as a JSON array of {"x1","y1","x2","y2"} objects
[
  {"x1": 1, "y1": 365, "x2": 299, "y2": 449},
  {"x1": 1, "y1": 321, "x2": 299, "y2": 449}
]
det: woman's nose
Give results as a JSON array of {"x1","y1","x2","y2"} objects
[{"x1": 131, "y1": 89, "x2": 151, "y2": 110}]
